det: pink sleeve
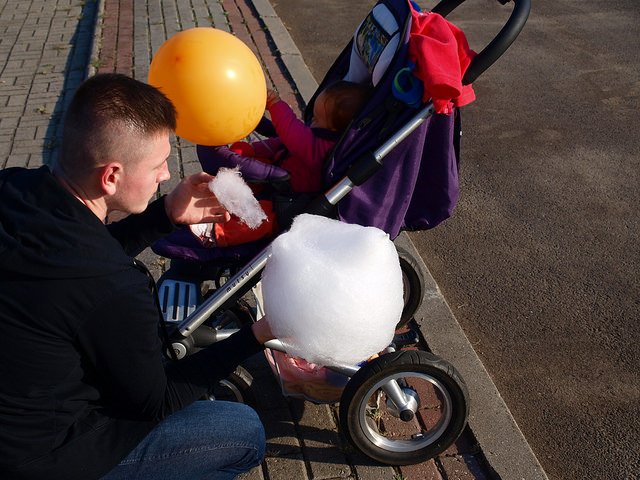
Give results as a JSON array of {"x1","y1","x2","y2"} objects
[
  {"x1": 268, "y1": 101, "x2": 323, "y2": 162},
  {"x1": 250, "y1": 137, "x2": 283, "y2": 160}
]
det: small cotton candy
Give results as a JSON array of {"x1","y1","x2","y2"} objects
[
  {"x1": 261, "y1": 214, "x2": 404, "y2": 366},
  {"x1": 209, "y1": 167, "x2": 266, "y2": 229}
]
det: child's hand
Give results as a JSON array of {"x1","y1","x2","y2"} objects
[{"x1": 266, "y1": 89, "x2": 281, "y2": 109}]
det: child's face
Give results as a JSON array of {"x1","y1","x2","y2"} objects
[{"x1": 311, "y1": 91, "x2": 333, "y2": 130}]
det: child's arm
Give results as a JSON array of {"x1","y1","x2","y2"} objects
[
  {"x1": 266, "y1": 89, "x2": 281, "y2": 109},
  {"x1": 266, "y1": 94, "x2": 320, "y2": 162},
  {"x1": 246, "y1": 89, "x2": 286, "y2": 159}
]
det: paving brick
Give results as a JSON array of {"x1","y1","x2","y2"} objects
[
  {"x1": 4, "y1": 154, "x2": 30, "y2": 169},
  {"x1": 238, "y1": 464, "x2": 266, "y2": 480},
  {"x1": 289, "y1": 401, "x2": 352, "y2": 480},
  {"x1": 13, "y1": 126, "x2": 38, "y2": 141},
  {"x1": 182, "y1": 160, "x2": 203, "y2": 177},
  {"x1": 438, "y1": 455, "x2": 491, "y2": 480},
  {"x1": 179, "y1": 144, "x2": 199, "y2": 164},
  {"x1": 0, "y1": 117, "x2": 20, "y2": 130},
  {"x1": 399, "y1": 459, "x2": 443, "y2": 480},
  {"x1": 347, "y1": 450, "x2": 397, "y2": 480},
  {"x1": 260, "y1": 406, "x2": 302, "y2": 457},
  {"x1": 0, "y1": 142, "x2": 11, "y2": 159},
  {"x1": 264, "y1": 453, "x2": 309, "y2": 480}
]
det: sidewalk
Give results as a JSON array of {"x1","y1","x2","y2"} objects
[{"x1": 0, "y1": 1, "x2": 538, "y2": 479}]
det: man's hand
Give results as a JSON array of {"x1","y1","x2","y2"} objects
[{"x1": 164, "y1": 172, "x2": 230, "y2": 225}]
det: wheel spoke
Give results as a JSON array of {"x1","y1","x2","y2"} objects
[
  {"x1": 358, "y1": 372, "x2": 453, "y2": 453},
  {"x1": 339, "y1": 350, "x2": 468, "y2": 465}
]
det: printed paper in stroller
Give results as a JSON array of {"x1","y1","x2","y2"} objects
[{"x1": 262, "y1": 214, "x2": 404, "y2": 366}]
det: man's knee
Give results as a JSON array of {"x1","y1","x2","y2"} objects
[
  {"x1": 235, "y1": 403, "x2": 265, "y2": 456},
  {"x1": 200, "y1": 401, "x2": 265, "y2": 462},
  {"x1": 217, "y1": 402, "x2": 265, "y2": 472}
]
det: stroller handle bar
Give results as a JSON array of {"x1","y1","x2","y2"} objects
[{"x1": 432, "y1": 0, "x2": 531, "y2": 85}]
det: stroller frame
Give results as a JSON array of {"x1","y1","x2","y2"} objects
[
  {"x1": 158, "y1": 0, "x2": 530, "y2": 466},
  {"x1": 172, "y1": 100, "x2": 437, "y2": 346}
]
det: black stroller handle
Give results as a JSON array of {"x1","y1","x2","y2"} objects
[{"x1": 432, "y1": 0, "x2": 531, "y2": 85}]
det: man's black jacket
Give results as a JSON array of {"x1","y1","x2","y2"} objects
[{"x1": 0, "y1": 166, "x2": 262, "y2": 480}]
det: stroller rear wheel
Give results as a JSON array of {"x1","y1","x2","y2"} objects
[
  {"x1": 397, "y1": 246, "x2": 425, "y2": 329},
  {"x1": 339, "y1": 350, "x2": 468, "y2": 465},
  {"x1": 205, "y1": 365, "x2": 256, "y2": 407}
]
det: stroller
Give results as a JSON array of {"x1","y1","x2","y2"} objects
[{"x1": 152, "y1": 0, "x2": 530, "y2": 466}]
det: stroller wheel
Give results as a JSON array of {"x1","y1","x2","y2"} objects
[
  {"x1": 339, "y1": 350, "x2": 468, "y2": 466},
  {"x1": 205, "y1": 366, "x2": 256, "y2": 407},
  {"x1": 209, "y1": 299, "x2": 256, "y2": 330},
  {"x1": 397, "y1": 246, "x2": 425, "y2": 329}
]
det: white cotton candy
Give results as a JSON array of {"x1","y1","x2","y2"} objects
[
  {"x1": 209, "y1": 167, "x2": 266, "y2": 229},
  {"x1": 261, "y1": 214, "x2": 404, "y2": 366}
]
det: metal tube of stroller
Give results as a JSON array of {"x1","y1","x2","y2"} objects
[
  {"x1": 324, "y1": 177, "x2": 354, "y2": 205},
  {"x1": 215, "y1": 327, "x2": 362, "y2": 376},
  {"x1": 213, "y1": 330, "x2": 295, "y2": 360},
  {"x1": 382, "y1": 378, "x2": 416, "y2": 421},
  {"x1": 324, "y1": 102, "x2": 435, "y2": 207},
  {"x1": 176, "y1": 248, "x2": 271, "y2": 337},
  {"x1": 373, "y1": 102, "x2": 435, "y2": 161},
  {"x1": 325, "y1": 363, "x2": 360, "y2": 377}
]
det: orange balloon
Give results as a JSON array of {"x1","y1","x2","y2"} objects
[{"x1": 148, "y1": 28, "x2": 267, "y2": 146}]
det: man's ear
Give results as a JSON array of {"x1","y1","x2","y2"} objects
[{"x1": 98, "y1": 162, "x2": 122, "y2": 196}]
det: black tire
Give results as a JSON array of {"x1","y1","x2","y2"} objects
[
  {"x1": 339, "y1": 350, "x2": 469, "y2": 466},
  {"x1": 228, "y1": 299, "x2": 257, "y2": 327},
  {"x1": 207, "y1": 299, "x2": 256, "y2": 330},
  {"x1": 397, "y1": 246, "x2": 425, "y2": 329},
  {"x1": 205, "y1": 365, "x2": 257, "y2": 407}
]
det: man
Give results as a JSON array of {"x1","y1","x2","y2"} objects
[{"x1": 0, "y1": 73, "x2": 273, "y2": 480}]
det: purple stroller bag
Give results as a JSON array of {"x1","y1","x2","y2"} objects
[{"x1": 324, "y1": 110, "x2": 460, "y2": 239}]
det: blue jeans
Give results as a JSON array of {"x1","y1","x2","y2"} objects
[{"x1": 102, "y1": 401, "x2": 265, "y2": 480}]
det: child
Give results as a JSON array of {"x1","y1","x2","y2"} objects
[{"x1": 192, "y1": 80, "x2": 373, "y2": 247}]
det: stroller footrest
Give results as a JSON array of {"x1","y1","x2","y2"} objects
[{"x1": 157, "y1": 279, "x2": 200, "y2": 322}]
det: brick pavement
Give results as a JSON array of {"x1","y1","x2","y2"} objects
[
  {"x1": 0, "y1": 0, "x2": 495, "y2": 478},
  {"x1": 0, "y1": 0, "x2": 95, "y2": 170}
]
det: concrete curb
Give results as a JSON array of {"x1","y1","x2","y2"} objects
[
  {"x1": 251, "y1": 0, "x2": 317, "y2": 105},
  {"x1": 249, "y1": 1, "x2": 549, "y2": 478},
  {"x1": 87, "y1": 0, "x2": 105, "y2": 79}
]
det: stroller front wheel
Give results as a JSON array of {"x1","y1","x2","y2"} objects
[
  {"x1": 205, "y1": 365, "x2": 256, "y2": 407},
  {"x1": 339, "y1": 350, "x2": 469, "y2": 465}
]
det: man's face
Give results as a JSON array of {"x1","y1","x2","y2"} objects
[{"x1": 113, "y1": 132, "x2": 171, "y2": 214}]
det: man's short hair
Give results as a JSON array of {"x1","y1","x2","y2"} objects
[{"x1": 58, "y1": 73, "x2": 177, "y2": 179}]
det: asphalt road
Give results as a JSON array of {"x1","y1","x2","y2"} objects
[{"x1": 269, "y1": 1, "x2": 640, "y2": 479}]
